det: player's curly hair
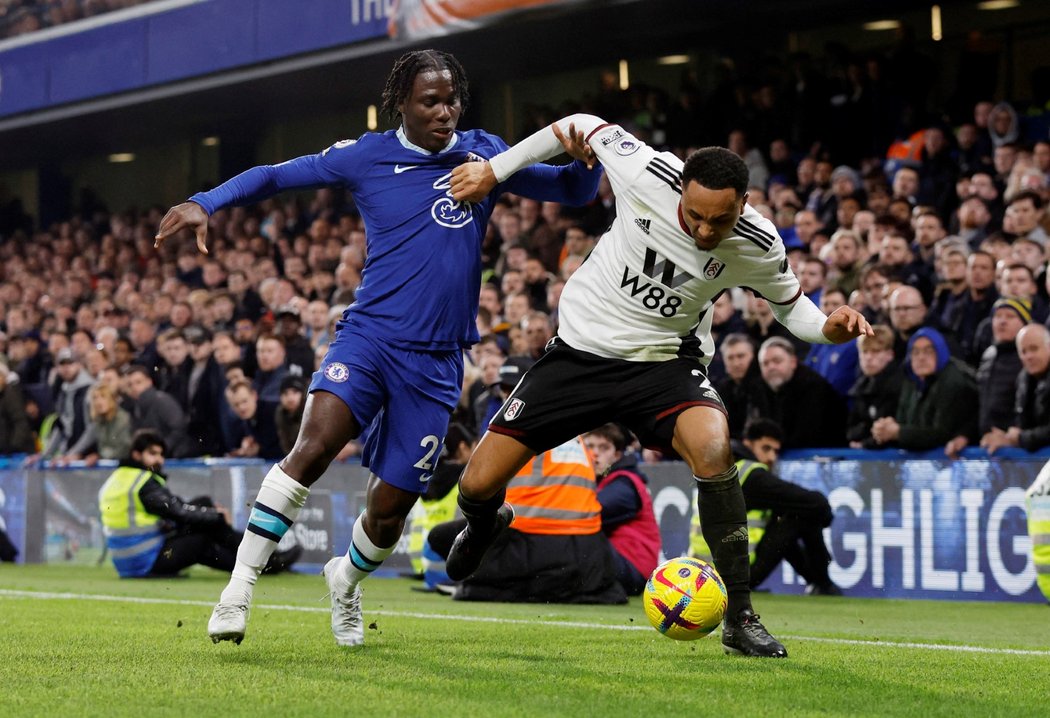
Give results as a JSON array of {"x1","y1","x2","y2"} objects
[
  {"x1": 682, "y1": 147, "x2": 749, "y2": 195},
  {"x1": 380, "y1": 49, "x2": 470, "y2": 120}
]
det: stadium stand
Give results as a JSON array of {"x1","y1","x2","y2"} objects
[
  {"x1": 0, "y1": 0, "x2": 153, "y2": 39},
  {"x1": 0, "y1": 2, "x2": 1047, "y2": 459}
]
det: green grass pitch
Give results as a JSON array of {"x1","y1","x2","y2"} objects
[{"x1": 1, "y1": 564, "x2": 1047, "y2": 717}]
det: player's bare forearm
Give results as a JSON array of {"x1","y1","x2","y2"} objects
[
  {"x1": 450, "y1": 162, "x2": 497, "y2": 203},
  {"x1": 155, "y1": 201, "x2": 210, "y2": 254},
  {"x1": 821, "y1": 306, "x2": 874, "y2": 344}
]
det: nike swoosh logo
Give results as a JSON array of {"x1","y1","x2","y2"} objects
[{"x1": 393, "y1": 164, "x2": 418, "y2": 174}]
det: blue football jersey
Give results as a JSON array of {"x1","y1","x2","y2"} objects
[{"x1": 190, "y1": 128, "x2": 600, "y2": 350}]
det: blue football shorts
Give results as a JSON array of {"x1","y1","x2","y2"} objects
[{"x1": 309, "y1": 324, "x2": 463, "y2": 493}]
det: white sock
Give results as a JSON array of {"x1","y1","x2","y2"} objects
[
  {"x1": 219, "y1": 464, "x2": 309, "y2": 605},
  {"x1": 332, "y1": 513, "x2": 398, "y2": 593}
]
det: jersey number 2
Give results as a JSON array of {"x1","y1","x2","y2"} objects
[{"x1": 413, "y1": 435, "x2": 441, "y2": 479}]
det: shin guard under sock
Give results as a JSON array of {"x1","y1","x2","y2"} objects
[
  {"x1": 334, "y1": 513, "x2": 398, "y2": 592},
  {"x1": 220, "y1": 464, "x2": 309, "y2": 605},
  {"x1": 696, "y1": 468, "x2": 752, "y2": 617}
]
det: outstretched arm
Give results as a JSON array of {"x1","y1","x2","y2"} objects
[
  {"x1": 450, "y1": 114, "x2": 606, "y2": 202},
  {"x1": 156, "y1": 151, "x2": 348, "y2": 254},
  {"x1": 769, "y1": 296, "x2": 873, "y2": 344}
]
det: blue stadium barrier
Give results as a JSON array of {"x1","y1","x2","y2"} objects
[
  {"x1": 0, "y1": 449, "x2": 1044, "y2": 603},
  {"x1": 0, "y1": 0, "x2": 390, "y2": 117}
]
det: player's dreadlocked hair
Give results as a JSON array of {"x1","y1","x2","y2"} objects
[
  {"x1": 380, "y1": 49, "x2": 470, "y2": 120},
  {"x1": 682, "y1": 147, "x2": 749, "y2": 196}
]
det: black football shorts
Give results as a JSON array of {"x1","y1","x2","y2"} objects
[{"x1": 487, "y1": 337, "x2": 726, "y2": 453}]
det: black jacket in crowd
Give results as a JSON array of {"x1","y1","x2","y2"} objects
[
  {"x1": 0, "y1": 382, "x2": 35, "y2": 454},
  {"x1": 715, "y1": 361, "x2": 764, "y2": 441},
  {"x1": 1014, "y1": 369, "x2": 1050, "y2": 452},
  {"x1": 748, "y1": 364, "x2": 847, "y2": 449},
  {"x1": 846, "y1": 364, "x2": 904, "y2": 448},
  {"x1": 976, "y1": 341, "x2": 1022, "y2": 435}
]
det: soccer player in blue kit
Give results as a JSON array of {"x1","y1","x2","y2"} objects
[{"x1": 154, "y1": 50, "x2": 600, "y2": 646}]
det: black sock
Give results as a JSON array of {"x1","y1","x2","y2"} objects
[
  {"x1": 696, "y1": 470, "x2": 751, "y2": 618},
  {"x1": 457, "y1": 487, "x2": 507, "y2": 537}
]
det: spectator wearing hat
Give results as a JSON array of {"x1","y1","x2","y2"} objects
[
  {"x1": 274, "y1": 306, "x2": 314, "y2": 377},
  {"x1": 42, "y1": 348, "x2": 96, "y2": 462},
  {"x1": 998, "y1": 264, "x2": 1048, "y2": 322},
  {"x1": 871, "y1": 328, "x2": 978, "y2": 452},
  {"x1": 275, "y1": 375, "x2": 306, "y2": 455},
  {"x1": 13, "y1": 330, "x2": 50, "y2": 387},
  {"x1": 971, "y1": 264, "x2": 1048, "y2": 364},
  {"x1": 968, "y1": 298, "x2": 1030, "y2": 455},
  {"x1": 983, "y1": 324, "x2": 1050, "y2": 453},
  {"x1": 185, "y1": 327, "x2": 226, "y2": 456},
  {"x1": 819, "y1": 165, "x2": 863, "y2": 233}
]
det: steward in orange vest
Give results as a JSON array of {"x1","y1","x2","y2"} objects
[{"x1": 426, "y1": 437, "x2": 626, "y2": 604}]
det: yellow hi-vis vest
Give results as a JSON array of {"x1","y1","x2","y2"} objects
[
  {"x1": 1026, "y1": 463, "x2": 1050, "y2": 604},
  {"x1": 98, "y1": 466, "x2": 166, "y2": 577},
  {"x1": 407, "y1": 486, "x2": 460, "y2": 574},
  {"x1": 691, "y1": 459, "x2": 771, "y2": 565}
]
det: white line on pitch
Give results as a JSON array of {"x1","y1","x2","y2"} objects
[{"x1": 1, "y1": 589, "x2": 1047, "y2": 657}]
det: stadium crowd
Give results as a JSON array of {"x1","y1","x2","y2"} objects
[
  {"x1": 1, "y1": 40, "x2": 1050, "y2": 465},
  {"x1": 0, "y1": 0, "x2": 150, "y2": 38}
]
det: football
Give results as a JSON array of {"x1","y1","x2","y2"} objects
[{"x1": 642, "y1": 557, "x2": 728, "y2": 640}]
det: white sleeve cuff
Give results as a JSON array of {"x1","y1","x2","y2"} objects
[{"x1": 769, "y1": 293, "x2": 830, "y2": 345}]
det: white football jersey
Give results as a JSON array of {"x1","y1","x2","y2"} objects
[{"x1": 557, "y1": 122, "x2": 802, "y2": 363}]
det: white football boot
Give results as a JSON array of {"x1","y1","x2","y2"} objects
[
  {"x1": 323, "y1": 557, "x2": 364, "y2": 646},
  {"x1": 208, "y1": 601, "x2": 248, "y2": 645}
]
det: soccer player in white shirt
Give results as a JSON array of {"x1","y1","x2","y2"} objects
[{"x1": 445, "y1": 114, "x2": 872, "y2": 658}]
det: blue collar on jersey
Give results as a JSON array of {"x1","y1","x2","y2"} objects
[{"x1": 396, "y1": 125, "x2": 459, "y2": 155}]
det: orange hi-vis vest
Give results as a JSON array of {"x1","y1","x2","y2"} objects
[{"x1": 506, "y1": 437, "x2": 602, "y2": 536}]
